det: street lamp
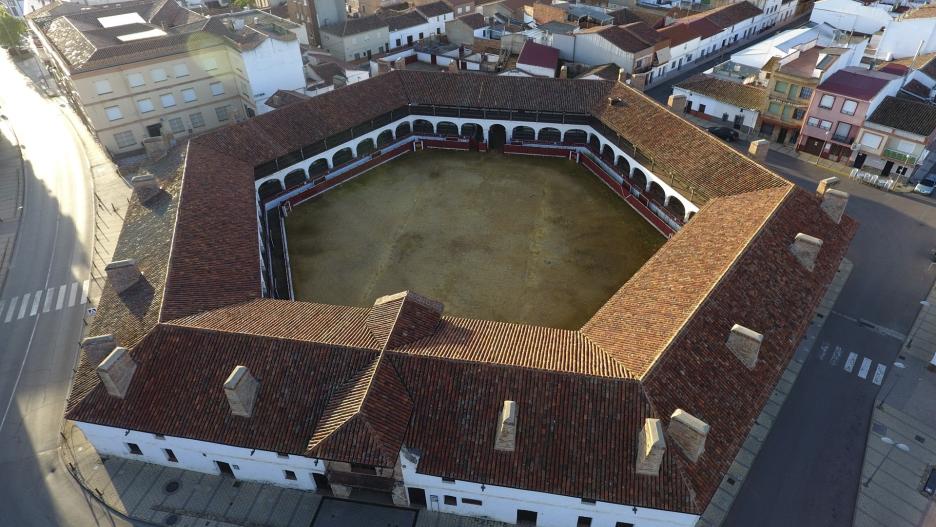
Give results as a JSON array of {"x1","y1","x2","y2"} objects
[
  {"x1": 863, "y1": 436, "x2": 910, "y2": 487},
  {"x1": 876, "y1": 361, "x2": 907, "y2": 410},
  {"x1": 815, "y1": 130, "x2": 831, "y2": 166}
]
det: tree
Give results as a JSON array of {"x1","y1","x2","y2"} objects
[
  {"x1": 230, "y1": 0, "x2": 255, "y2": 10},
  {"x1": 0, "y1": 9, "x2": 26, "y2": 51}
]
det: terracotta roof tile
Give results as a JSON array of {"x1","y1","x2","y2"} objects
[
  {"x1": 867, "y1": 95, "x2": 936, "y2": 137},
  {"x1": 675, "y1": 74, "x2": 766, "y2": 110}
]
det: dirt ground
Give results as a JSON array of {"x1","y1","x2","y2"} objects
[{"x1": 285, "y1": 150, "x2": 664, "y2": 330}]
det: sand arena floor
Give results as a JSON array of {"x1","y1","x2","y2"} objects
[{"x1": 285, "y1": 150, "x2": 664, "y2": 330}]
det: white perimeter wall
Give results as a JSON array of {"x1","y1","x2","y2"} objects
[
  {"x1": 241, "y1": 37, "x2": 307, "y2": 114},
  {"x1": 77, "y1": 422, "x2": 325, "y2": 491}
]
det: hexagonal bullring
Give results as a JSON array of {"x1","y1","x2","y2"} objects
[{"x1": 282, "y1": 149, "x2": 665, "y2": 330}]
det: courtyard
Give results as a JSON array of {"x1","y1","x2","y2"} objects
[{"x1": 285, "y1": 150, "x2": 664, "y2": 329}]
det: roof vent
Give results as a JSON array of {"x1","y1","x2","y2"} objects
[
  {"x1": 609, "y1": 97, "x2": 625, "y2": 107},
  {"x1": 131, "y1": 174, "x2": 160, "y2": 203},
  {"x1": 494, "y1": 400, "x2": 517, "y2": 452},
  {"x1": 224, "y1": 365, "x2": 259, "y2": 418},
  {"x1": 726, "y1": 324, "x2": 763, "y2": 369},
  {"x1": 81, "y1": 334, "x2": 117, "y2": 366},
  {"x1": 105, "y1": 259, "x2": 142, "y2": 294},
  {"x1": 367, "y1": 291, "x2": 443, "y2": 348},
  {"x1": 96, "y1": 347, "x2": 137, "y2": 399},
  {"x1": 820, "y1": 189, "x2": 849, "y2": 224},
  {"x1": 790, "y1": 233, "x2": 823, "y2": 272},
  {"x1": 816, "y1": 176, "x2": 839, "y2": 197},
  {"x1": 668, "y1": 409, "x2": 709, "y2": 462},
  {"x1": 635, "y1": 418, "x2": 666, "y2": 476}
]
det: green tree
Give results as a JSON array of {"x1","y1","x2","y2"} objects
[
  {"x1": 230, "y1": 0, "x2": 255, "y2": 10},
  {"x1": 0, "y1": 9, "x2": 26, "y2": 50}
]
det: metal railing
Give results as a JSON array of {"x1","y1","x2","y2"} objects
[{"x1": 882, "y1": 148, "x2": 918, "y2": 165}]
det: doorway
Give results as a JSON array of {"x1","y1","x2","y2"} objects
[
  {"x1": 312, "y1": 472, "x2": 330, "y2": 491},
  {"x1": 853, "y1": 152, "x2": 866, "y2": 169},
  {"x1": 777, "y1": 127, "x2": 788, "y2": 144},
  {"x1": 146, "y1": 122, "x2": 162, "y2": 138},
  {"x1": 215, "y1": 461, "x2": 235, "y2": 477},
  {"x1": 488, "y1": 124, "x2": 507, "y2": 150},
  {"x1": 882, "y1": 160, "x2": 894, "y2": 177},
  {"x1": 517, "y1": 509, "x2": 538, "y2": 525},
  {"x1": 407, "y1": 487, "x2": 427, "y2": 507}
]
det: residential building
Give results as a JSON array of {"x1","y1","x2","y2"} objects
[
  {"x1": 320, "y1": 16, "x2": 390, "y2": 61},
  {"x1": 445, "y1": 12, "x2": 489, "y2": 45},
  {"x1": 573, "y1": 21, "x2": 668, "y2": 76},
  {"x1": 415, "y1": 1, "x2": 454, "y2": 36},
  {"x1": 797, "y1": 67, "x2": 902, "y2": 162},
  {"x1": 515, "y1": 40, "x2": 559, "y2": 77},
  {"x1": 442, "y1": 0, "x2": 474, "y2": 16},
  {"x1": 27, "y1": 0, "x2": 305, "y2": 155},
  {"x1": 384, "y1": 11, "x2": 431, "y2": 50},
  {"x1": 673, "y1": 74, "x2": 766, "y2": 132},
  {"x1": 811, "y1": 0, "x2": 936, "y2": 60},
  {"x1": 853, "y1": 96, "x2": 936, "y2": 180}
]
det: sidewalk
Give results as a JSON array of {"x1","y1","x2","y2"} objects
[
  {"x1": 0, "y1": 119, "x2": 24, "y2": 292},
  {"x1": 853, "y1": 284, "x2": 936, "y2": 527},
  {"x1": 62, "y1": 423, "x2": 511, "y2": 527}
]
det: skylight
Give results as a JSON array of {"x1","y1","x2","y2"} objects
[{"x1": 97, "y1": 12, "x2": 146, "y2": 28}]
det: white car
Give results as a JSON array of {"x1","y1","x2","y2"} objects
[{"x1": 915, "y1": 177, "x2": 936, "y2": 195}]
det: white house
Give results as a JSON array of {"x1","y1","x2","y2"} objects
[
  {"x1": 416, "y1": 1, "x2": 455, "y2": 36},
  {"x1": 385, "y1": 10, "x2": 431, "y2": 49},
  {"x1": 515, "y1": 40, "x2": 560, "y2": 77},
  {"x1": 672, "y1": 74, "x2": 766, "y2": 132},
  {"x1": 811, "y1": 0, "x2": 936, "y2": 59}
]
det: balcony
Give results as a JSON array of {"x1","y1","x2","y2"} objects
[
  {"x1": 882, "y1": 148, "x2": 918, "y2": 165},
  {"x1": 831, "y1": 134, "x2": 854, "y2": 145}
]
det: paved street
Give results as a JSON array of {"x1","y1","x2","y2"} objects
[{"x1": 0, "y1": 52, "x2": 133, "y2": 526}]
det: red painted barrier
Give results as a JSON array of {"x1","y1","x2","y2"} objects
[
  {"x1": 423, "y1": 138, "x2": 471, "y2": 151},
  {"x1": 503, "y1": 144, "x2": 574, "y2": 158}
]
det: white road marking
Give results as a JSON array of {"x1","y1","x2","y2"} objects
[
  {"x1": 67, "y1": 282, "x2": 78, "y2": 307},
  {"x1": 3, "y1": 297, "x2": 16, "y2": 323},
  {"x1": 16, "y1": 293, "x2": 30, "y2": 320},
  {"x1": 42, "y1": 287, "x2": 54, "y2": 313},
  {"x1": 858, "y1": 357, "x2": 872, "y2": 379},
  {"x1": 830, "y1": 346, "x2": 844, "y2": 366},
  {"x1": 0, "y1": 301, "x2": 5, "y2": 320},
  {"x1": 80, "y1": 279, "x2": 89, "y2": 305},
  {"x1": 29, "y1": 291, "x2": 41, "y2": 316},
  {"x1": 55, "y1": 285, "x2": 66, "y2": 310},
  {"x1": 844, "y1": 352, "x2": 858, "y2": 373},
  {"x1": 872, "y1": 364, "x2": 887, "y2": 386},
  {"x1": 818, "y1": 342, "x2": 830, "y2": 361}
]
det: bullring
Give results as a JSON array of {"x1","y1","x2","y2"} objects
[{"x1": 66, "y1": 71, "x2": 856, "y2": 527}]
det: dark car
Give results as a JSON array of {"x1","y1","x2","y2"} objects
[{"x1": 707, "y1": 126, "x2": 739, "y2": 142}]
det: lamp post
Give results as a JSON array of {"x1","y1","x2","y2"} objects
[
  {"x1": 877, "y1": 361, "x2": 907, "y2": 410},
  {"x1": 863, "y1": 436, "x2": 909, "y2": 487},
  {"x1": 815, "y1": 130, "x2": 831, "y2": 166}
]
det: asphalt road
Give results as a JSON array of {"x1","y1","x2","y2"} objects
[
  {"x1": 0, "y1": 52, "x2": 133, "y2": 527},
  {"x1": 722, "y1": 148, "x2": 936, "y2": 526}
]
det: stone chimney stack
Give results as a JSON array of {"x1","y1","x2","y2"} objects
[
  {"x1": 81, "y1": 334, "x2": 117, "y2": 366},
  {"x1": 668, "y1": 409, "x2": 710, "y2": 462},
  {"x1": 131, "y1": 174, "x2": 160, "y2": 203},
  {"x1": 635, "y1": 418, "x2": 666, "y2": 476},
  {"x1": 816, "y1": 176, "x2": 839, "y2": 197},
  {"x1": 726, "y1": 324, "x2": 763, "y2": 369},
  {"x1": 667, "y1": 93, "x2": 687, "y2": 111},
  {"x1": 790, "y1": 233, "x2": 823, "y2": 271},
  {"x1": 820, "y1": 189, "x2": 849, "y2": 224},
  {"x1": 96, "y1": 347, "x2": 137, "y2": 399},
  {"x1": 494, "y1": 400, "x2": 517, "y2": 452},
  {"x1": 105, "y1": 259, "x2": 142, "y2": 293},
  {"x1": 224, "y1": 365, "x2": 259, "y2": 418}
]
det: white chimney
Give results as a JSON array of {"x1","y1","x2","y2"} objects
[
  {"x1": 224, "y1": 365, "x2": 259, "y2": 418},
  {"x1": 635, "y1": 418, "x2": 666, "y2": 476},
  {"x1": 81, "y1": 334, "x2": 117, "y2": 366},
  {"x1": 668, "y1": 409, "x2": 709, "y2": 462},
  {"x1": 97, "y1": 347, "x2": 137, "y2": 399},
  {"x1": 726, "y1": 324, "x2": 763, "y2": 369},
  {"x1": 790, "y1": 233, "x2": 823, "y2": 271},
  {"x1": 494, "y1": 400, "x2": 517, "y2": 452}
]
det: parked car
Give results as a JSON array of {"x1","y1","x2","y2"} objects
[
  {"x1": 914, "y1": 177, "x2": 936, "y2": 195},
  {"x1": 707, "y1": 126, "x2": 739, "y2": 142}
]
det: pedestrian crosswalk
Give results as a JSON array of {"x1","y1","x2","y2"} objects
[
  {"x1": 0, "y1": 279, "x2": 89, "y2": 324},
  {"x1": 815, "y1": 342, "x2": 887, "y2": 386}
]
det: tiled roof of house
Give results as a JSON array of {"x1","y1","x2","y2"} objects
[
  {"x1": 656, "y1": 17, "x2": 721, "y2": 46},
  {"x1": 516, "y1": 40, "x2": 559, "y2": 70},
  {"x1": 675, "y1": 74, "x2": 766, "y2": 110},
  {"x1": 817, "y1": 67, "x2": 899, "y2": 101},
  {"x1": 583, "y1": 21, "x2": 664, "y2": 53},
  {"x1": 66, "y1": 71, "x2": 856, "y2": 516},
  {"x1": 265, "y1": 89, "x2": 311, "y2": 109},
  {"x1": 455, "y1": 12, "x2": 487, "y2": 29},
  {"x1": 867, "y1": 95, "x2": 936, "y2": 137},
  {"x1": 416, "y1": 1, "x2": 453, "y2": 18},
  {"x1": 382, "y1": 10, "x2": 428, "y2": 31},
  {"x1": 320, "y1": 15, "x2": 388, "y2": 37},
  {"x1": 902, "y1": 79, "x2": 931, "y2": 99},
  {"x1": 904, "y1": 4, "x2": 936, "y2": 19},
  {"x1": 575, "y1": 63, "x2": 621, "y2": 81},
  {"x1": 702, "y1": 1, "x2": 763, "y2": 29}
]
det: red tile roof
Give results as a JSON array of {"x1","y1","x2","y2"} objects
[
  {"x1": 517, "y1": 40, "x2": 560, "y2": 70},
  {"x1": 817, "y1": 67, "x2": 900, "y2": 101}
]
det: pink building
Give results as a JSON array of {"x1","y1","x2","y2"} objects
[{"x1": 797, "y1": 67, "x2": 901, "y2": 163}]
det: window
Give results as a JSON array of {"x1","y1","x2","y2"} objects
[
  {"x1": 277, "y1": 453, "x2": 289, "y2": 459},
  {"x1": 190, "y1": 112, "x2": 205, "y2": 128},
  {"x1": 799, "y1": 86, "x2": 813, "y2": 99},
  {"x1": 793, "y1": 108, "x2": 805, "y2": 120},
  {"x1": 768, "y1": 102, "x2": 781, "y2": 115},
  {"x1": 396, "y1": 38, "x2": 401, "y2": 47},
  {"x1": 168, "y1": 117, "x2": 185, "y2": 134},
  {"x1": 819, "y1": 94, "x2": 835, "y2": 109},
  {"x1": 577, "y1": 517, "x2": 593, "y2": 527},
  {"x1": 581, "y1": 498, "x2": 596, "y2": 505},
  {"x1": 173, "y1": 63, "x2": 190, "y2": 77},
  {"x1": 160, "y1": 93, "x2": 176, "y2": 108},
  {"x1": 127, "y1": 73, "x2": 145, "y2": 88},
  {"x1": 441, "y1": 477, "x2": 456, "y2": 483},
  {"x1": 137, "y1": 98, "x2": 154, "y2": 113},
  {"x1": 834, "y1": 121, "x2": 851, "y2": 138},
  {"x1": 126, "y1": 442, "x2": 143, "y2": 455},
  {"x1": 202, "y1": 57, "x2": 218, "y2": 71},
  {"x1": 615, "y1": 524, "x2": 635, "y2": 527},
  {"x1": 462, "y1": 498, "x2": 482, "y2": 506},
  {"x1": 182, "y1": 88, "x2": 197, "y2": 102},
  {"x1": 774, "y1": 80, "x2": 788, "y2": 94},
  {"x1": 114, "y1": 131, "x2": 136, "y2": 148},
  {"x1": 819, "y1": 119, "x2": 832, "y2": 130},
  {"x1": 443, "y1": 495, "x2": 457, "y2": 506},
  {"x1": 154, "y1": 433, "x2": 165, "y2": 440},
  {"x1": 807, "y1": 116, "x2": 820, "y2": 127},
  {"x1": 151, "y1": 68, "x2": 168, "y2": 82},
  {"x1": 210, "y1": 81, "x2": 225, "y2": 96},
  {"x1": 841, "y1": 99, "x2": 858, "y2": 116},
  {"x1": 95, "y1": 80, "x2": 113, "y2": 95},
  {"x1": 284, "y1": 470, "x2": 297, "y2": 480},
  {"x1": 215, "y1": 105, "x2": 230, "y2": 122},
  {"x1": 164, "y1": 448, "x2": 178, "y2": 462},
  {"x1": 104, "y1": 106, "x2": 122, "y2": 121}
]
